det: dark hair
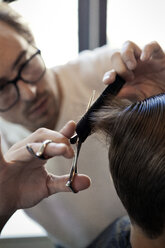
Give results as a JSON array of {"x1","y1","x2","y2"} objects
[
  {"x1": 0, "y1": 2, "x2": 35, "y2": 44},
  {"x1": 92, "y1": 94, "x2": 165, "y2": 238}
]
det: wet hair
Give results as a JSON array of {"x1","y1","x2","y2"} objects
[
  {"x1": 0, "y1": 2, "x2": 35, "y2": 44},
  {"x1": 92, "y1": 94, "x2": 165, "y2": 239}
]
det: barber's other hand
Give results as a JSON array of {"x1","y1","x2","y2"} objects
[
  {"x1": 103, "y1": 41, "x2": 165, "y2": 101},
  {"x1": 1, "y1": 121, "x2": 90, "y2": 216}
]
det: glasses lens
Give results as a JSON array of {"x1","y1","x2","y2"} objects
[
  {"x1": 0, "y1": 50, "x2": 45, "y2": 112},
  {"x1": 0, "y1": 83, "x2": 18, "y2": 111},
  {"x1": 20, "y1": 52, "x2": 45, "y2": 83}
]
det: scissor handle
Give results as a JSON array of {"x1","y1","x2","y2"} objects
[{"x1": 66, "y1": 140, "x2": 82, "y2": 193}]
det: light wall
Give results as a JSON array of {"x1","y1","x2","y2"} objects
[
  {"x1": 11, "y1": 0, "x2": 78, "y2": 68},
  {"x1": 107, "y1": 0, "x2": 165, "y2": 50}
]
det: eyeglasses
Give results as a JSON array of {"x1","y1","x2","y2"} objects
[{"x1": 0, "y1": 48, "x2": 46, "y2": 112}]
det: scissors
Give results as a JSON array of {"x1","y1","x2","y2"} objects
[{"x1": 66, "y1": 74, "x2": 125, "y2": 193}]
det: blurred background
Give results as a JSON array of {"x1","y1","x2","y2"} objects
[{"x1": 1, "y1": 0, "x2": 165, "y2": 244}]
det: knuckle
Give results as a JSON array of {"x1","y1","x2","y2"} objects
[
  {"x1": 144, "y1": 41, "x2": 159, "y2": 50},
  {"x1": 35, "y1": 127, "x2": 49, "y2": 136},
  {"x1": 122, "y1": 40, "x2": 138, "y2": 54},
  {"x1": 150, "y1": 40, "x2": 159, "y2": 46},
  {"x1": 122, "y1": 40, "x2": 133, "y2": 49}
]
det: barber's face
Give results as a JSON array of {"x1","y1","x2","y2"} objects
[{"x1": 0, "y1": 21, "x2": 59, "y2": 131}]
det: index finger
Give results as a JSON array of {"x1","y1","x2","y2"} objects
[
  {"x1": 60, "y1": 120, "x2": 76, "y2": 138},
  {"x1": 141, "y1": 41, "x2": 164, "y2": 61}
]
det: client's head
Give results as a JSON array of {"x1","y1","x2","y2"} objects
[{"x1": 92, "y1": 94, "x2": 165, "y2": 240}]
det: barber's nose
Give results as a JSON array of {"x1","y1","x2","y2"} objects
[{"x1": 17, "y1": 80, "x2": 37, "y2": 101}]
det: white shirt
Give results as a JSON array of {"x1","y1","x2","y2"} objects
[{"x1": 0, "y1": 45, "x2": 125, "y2": 248}]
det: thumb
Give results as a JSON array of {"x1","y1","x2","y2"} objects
[{"x1": 47, "y1": 173, "x2": 91, "y2": 195}]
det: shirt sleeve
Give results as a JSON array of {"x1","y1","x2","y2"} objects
[
  {"x1": 66, "y1": 45, "x2": 118, "y2": 91},
  {"x1": 57, "y1": 45, "x2": 118, "y2": 93}
]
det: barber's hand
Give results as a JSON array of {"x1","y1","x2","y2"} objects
[
  {"x1": 1, "y1": 121, "x2": 91, "y2": 217},
  {"x1": 103, "y1": 41, "x2": 165, "y2": 101}
]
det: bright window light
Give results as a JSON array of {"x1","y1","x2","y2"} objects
[
  {"x1": 107, "y1": 0, "x2": 165, "y2": 49},
  {"x1": 11, "y1": 0, "x2": 78, "y2": 67}
]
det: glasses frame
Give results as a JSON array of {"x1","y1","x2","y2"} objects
[{"x1": 0, "y1": 49, "x2": 46, "y2": 112}]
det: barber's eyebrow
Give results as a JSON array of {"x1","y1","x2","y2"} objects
[
  {"x1": 11, "y1": 50, "x2": 27, "y2": 70},
  {"x1": 0, "y1": 50, "x2": 27, "y2": 84}
]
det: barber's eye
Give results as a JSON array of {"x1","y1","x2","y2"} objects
[
  {"x1": 0, "y1": 80, "x2": 7, "y2": 90},
  {"x1": 18, "y1": 54, "x2": 30, "y2": 71}
]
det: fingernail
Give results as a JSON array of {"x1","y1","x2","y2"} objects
[
  {"x1": 103, "y1": 71, "x2": 115, "y2": 82},
  {"x1": 103, "y1": 74, "x2": 110, "y2": 82}
]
